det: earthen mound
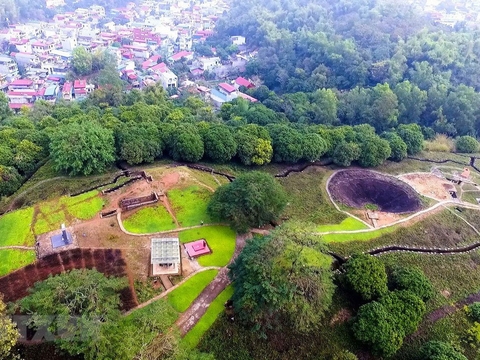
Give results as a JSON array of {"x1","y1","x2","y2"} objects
[{"x1": 328, "y1": 170, "x2": 422, "y2": 213}]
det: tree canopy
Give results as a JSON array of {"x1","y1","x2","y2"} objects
[
  {"x1": 0, "y1": 296, "x2": 19, "y2": 359},
  {"x1": 50, "y1": 121, "x2": 116, "y2": 176},
  {"x1": 229, "y1": 222, "x2": 335, "y2": 334},
  {"x1": 207, "y1": 171, "x2": 287, "y2": 232},
  {"x1": 342, "y1": 254, "x2": 388, "y2": 301}
]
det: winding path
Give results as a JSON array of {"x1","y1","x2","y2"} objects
[{"x1": 0, "y1": 246, "x2": 35, "y2": 250}]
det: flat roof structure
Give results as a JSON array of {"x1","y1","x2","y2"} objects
[
  {"x1": 151, "y1": 238, "x2": 181, "y2": 275},
  {"x1": 184, "y1": 239, "x2": 211, "y2": 258},
  {"x1": 50, "y1": 225, "x2": 73, "y2": 249}
]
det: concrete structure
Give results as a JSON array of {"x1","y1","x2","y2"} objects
[{"x1": 151, "y1": 238, "x2": 181, "y2": 275}]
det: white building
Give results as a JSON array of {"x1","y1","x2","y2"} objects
[
  {"x1": 198, "y1": 56, "x2": 220, "y2": 71},
  {"x1": 151, "y1": 238, "x2": 181, "y2": 275},
  {"x1": 231, "y1": 35, "x2": 246, "y2": 46}
]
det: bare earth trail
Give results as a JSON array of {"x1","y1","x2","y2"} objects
[{"x1": 0, "y1": 246, "x2": 35, "y2": 250}]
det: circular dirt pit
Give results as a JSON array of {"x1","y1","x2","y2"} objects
[{"x1": 328, "y1": 170, "x2": 422, "y2": 213}]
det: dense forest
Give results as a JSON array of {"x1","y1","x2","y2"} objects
[{"x1": 205, "y1": 0, "x2": 480, "y2": 136}]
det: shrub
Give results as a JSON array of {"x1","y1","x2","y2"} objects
[
  {"x1": 419, "y1": 341, "x2": 467, "y2": 360},
  {"x1": 390, "y1": 265, "x2": 435, "y2": 301},
  {"x1": 424, "y1": 134, "x2": 455, "y2": 153},
  {"x1": 467, "y1": 302, "x2": 480, "y2": 322},
  {"x1": 456, "y1": 135, "x2": 479, "y2": 153},
  {"x1": 342, "y1": 254, "x2": 388, "y2": 301}
]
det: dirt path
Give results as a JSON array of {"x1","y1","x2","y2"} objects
[
  {"x1": 0, "y1": 246, "x2": 35, "y2": 250},
  {"x1": 176, "y1": 233, "x2": 249, "y2": 335},
  {"x1": 116, "y1": 212, "x2": 226, "y2": 236},
  {"x1": 161, "y1": 197, "x2": 179, "y2": 227},
  {"x1": 123, "y1": 266, "x2": 221, "y2": 316}
]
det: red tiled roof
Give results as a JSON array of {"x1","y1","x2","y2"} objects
[
  {"x1": 37, "y1": 88, "x2": 46, "y2": 96},
  {"x1": 62, "y1": 82, "x2": 72, "y2": 93},
  {"x1": 75, "y1": 89, "x2": 87, "y2": 95},
  {"x1": 219, "y1": 82, "x2": 236, "y2": 93},
  {"x1": 10, "y1": 79, "x2": 34, "y2": 86},
  {"x1": 170, "y1": 51, "x2": 192, "y2": 61},
  {"x1": 149, "y1": 62, "x2": 167, "y2": 71},
  {"x1": 7, "y1": 90, "x2": 37, "y2": 96},
  {"x1": 238, "y1": 92, "x2": 258, "y2": 102},
  {"x1": 235, "y1": 77, "x2": 254, "y2": 88},
  {"x1": 74, "y1": 79, "x2": 86, "y2": 88}
]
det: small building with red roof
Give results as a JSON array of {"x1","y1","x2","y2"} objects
[
  {"x1": 169, "y1": 51, "x2": 193, "y2": 62},
  {"x1": 235, "y1": 77, "x2": 255, "y2": 89}
]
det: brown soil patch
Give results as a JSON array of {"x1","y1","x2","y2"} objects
[
  {"x1": 330, "y1": 308, "x2": 353, "y2": 326},
  {"x1": 161, "y1": 172, "x2": 180, "y2": 190},
  {"x1": 399, "y1": 173, "x2": 454, "y2": 201},
  {"x1": 329, "y1": 170, "x2": 422, "y2": 213}
]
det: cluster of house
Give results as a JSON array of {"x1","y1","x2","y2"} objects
[
  {"x1": 0, "y1": 0, "x2": 257, "y2": 110},
  {"x1": 423, "y1": 0, "x2": 480, "y2": 27}
]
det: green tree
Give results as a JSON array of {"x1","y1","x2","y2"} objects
[
  {"x1": 0, "y1": 92, "x2": 12, "y2": 121},
  {"x1": 310, "y1": 88, "x2": 338, "y2": 125},
  {"x1": 343, "y1": 254, "x2": 388, "y2": 301},
  {"x1": 332, "y1": 142, "x2": 360, "y2": 167},
  {"x1": 356, "y1": 135, "x2": 391, "y2": 167},
  {"x1": 72, "y1": 46, "x2": 93, "y2": 76},
  {"x1": 393, "y1": 80, "x2": 427, "y2": 124},
  {"x1": 302, "y1": 132, "x2": 328, "y2": 162},
  {"x1": 390, "y1": 266, "x2": 434, "y2": 301},
  {"x1": 382, "y1": 132, "x2": 408, "y2": 162},
  {"x1": 18, "y1": 269, "x2": 127, "y2": 360},
  {"x1": 268, "y1": 124, "x2": 304, "y2": 163},
  {"x1": 396, "y1": 124, "x2": 424, "y2": 155},
  {"x1": 0, "y1": 145, "x2": 13, "y2": 166},
  {"x1": 235, "y1": 124, "x2": 273, "y2": 165},
  {"x1": 0, "y1": 295, "x2": 19, "y2": 359},
  {"x1": 369, "y1": 83, "x2": 399, "y2": 132},
  {"x1": 50, "y1": 121, "x2": 116, "y2": 176},
  {"x1": 0, "y1": 165, "x2": 22, "y2": 197},
  {"x1": 13, "y1": 139, "x2": 42, "y2": 173},
  {"x1": 229, "y1": 222, "x2": 335, "y2": 333},
  {"x1": 169, "y1": 124, "x2": 204, "y2": 162},
  {"x1": 202, "y1": 125, "x2": 237, "y2": 163},
  {"x1": 352, "y1": 301, "x2": 403, "y2": 358},
  {"x1": 207, "y1": 171, "x2": 287, "y2": 232},
  {"x1": 116, "y1": 122, "x2": 163, "y2": 165},
  {"x1": 419, "y1": 341, "x2": 467, "y2": 360},
  {"x1": 456, "y1": 135, "x2": 479, "y2": 153}
]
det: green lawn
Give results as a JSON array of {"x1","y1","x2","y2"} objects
[
  {"x1": 168, "y1": 269, "x2": 219, "y2": 312},
  {"x1": 317, "y1": 217, "x2": 369, "y2": 232},
  {"x1": 67, "y1": 196, "x2": 105, "y2": 220},
  {"x1": 0, "y1": 249, "x2": 36, "y2": 276},
  {"x1": 168, "y1": 186, "x2": 213, "y2": 227},
  {"x1": 179, "y1": 226, "x2": 236, "y2": 267},
  {"x1": 182, "y1": 285, "x2": 234, "y2": 349},
  {"x1": 0, "y1": 207, "x2": 34, "y2": 246},
  {"x1": 123, "y1": 205, "x2": 176, "y2": 234}
]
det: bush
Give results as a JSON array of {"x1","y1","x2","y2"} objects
[
  {"x1": 397, "y1": 124, "x2": 424, "y2": 155},
  {"x1": 456, "y1": 135, "x2": 479, "y2": 153},
  {"x1": 390, "y1": 266, "x2": 435, "y2": 301},
  {"x1": 467, "y1": 302, "x2": 480, "y2": 322},
  {"x1": 342, "y1": 254, "x2": 388, "y2": 301},
  {"x1": 424, "y1": 134, "x2": 455, "y2": 153},
  {"x1": 419, "y1": 341, "x2": 467, "y2": 360}
]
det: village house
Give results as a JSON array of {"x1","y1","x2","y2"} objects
[
  {"x1": 231, "y1": 35, "x2": 246, "y2": 46},
  {"x1": 198, "y1": 56, "x2": 220, "y2": 71},
  {"x1": 62, "y1": 81, "x2": 72, "y2": 101},
  {"x1": 0, "y1": 56, "x2": 19, "y2": 80}
]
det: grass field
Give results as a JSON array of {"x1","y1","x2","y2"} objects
[
  {"x1": 123, "y1": 205, "x2": 176, "y2": 234},
  {"x1": 329, "y1": 209, "x2": 479, "y2": 256},
  {"x1": 182, "y1": 285, "x2": 234, "y2": 349},
  {"x1": 67, "y1": 196, "x2": 105, "y2": 220},
  {"x1": 0, "y1": 249, "x2": 36, "y2": 276},
  {"x1": 0, "y1": 207, "x2": 34, "y2": 247},
  {"x1": 167, "y1": 269, "x2": 219, "y2": 312},
  {"x1": 317, "y1": 217, "x2": 369, "y2": 232},
  {"x1": 168, "y1": 186, "x2": 213, "y2": 227},
  {"x1": 179, "y1": 226, "x2": 236, "y2": 267},
  {"x1": 278, "y1": 167, "x2": 346, "y2": 225}
]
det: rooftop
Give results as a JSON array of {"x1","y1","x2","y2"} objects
[
  {"x1": 151, "y1": 238, "x2": 181, "y2": 264},
  {"x1": 219, "y1": 82, "x2": 236, "y2": 93}
]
